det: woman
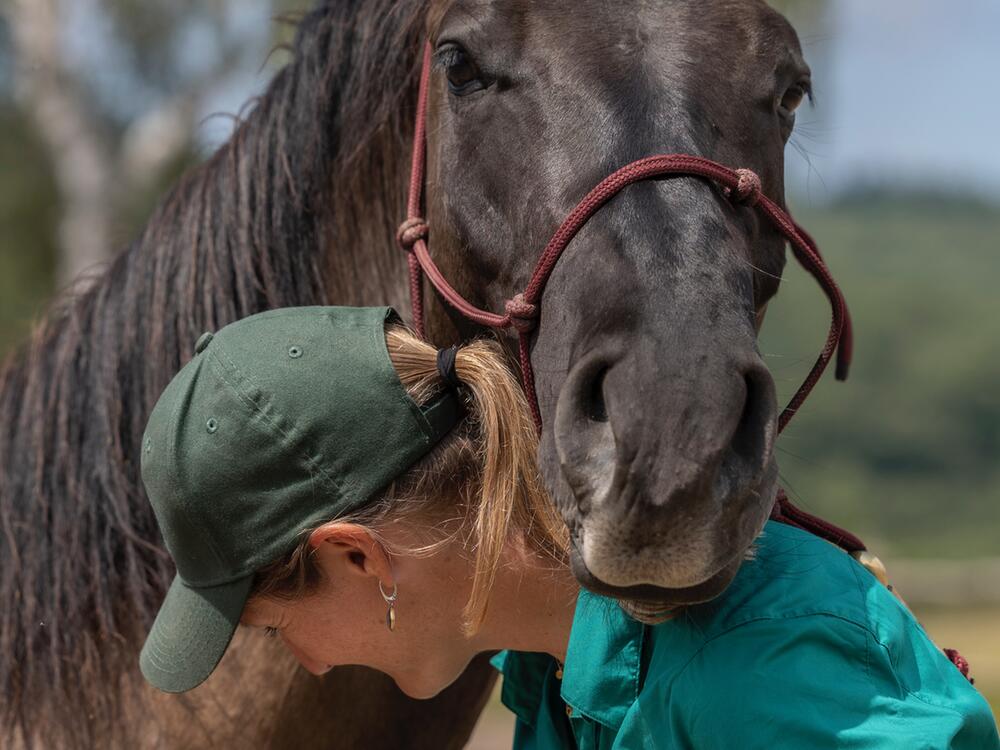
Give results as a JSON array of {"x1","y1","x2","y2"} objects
[{"x1": 140, "y1": 305, "x2": 997, "y2": 749}]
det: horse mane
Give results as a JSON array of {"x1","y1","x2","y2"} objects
[{"x1": 0, "y1": 1, "x2": 426, "y2": 744}]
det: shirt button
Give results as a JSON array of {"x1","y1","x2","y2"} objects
[
  {"x1": 565, "y1": 705, "x2": 573, "y2": 718},
  {"x1": 555, "y1": 667, "x2": 564, "y2": 680}
]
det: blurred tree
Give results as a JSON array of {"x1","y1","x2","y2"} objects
[
  {"x1": 6, "y1": 0, "x2": 273, "y2": 287},
  {"x1": 11, "y1": 0, "x2": 115, "y2": 288},
  {"x1": 0, "y1": 101, "x2": 59, "y2": 354}
]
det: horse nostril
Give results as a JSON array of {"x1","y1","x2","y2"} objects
[
  {"x1": 729, "y1": 365, "x2": 777, "y2": 467},
  {"x1": 555, "y1": 354, "x2": 618, "y2": 511},
  {"x1": 586, "y1": 366, "x2": 610, "y2": 423}
]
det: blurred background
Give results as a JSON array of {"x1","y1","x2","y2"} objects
[{"x1": 0, "y1": 0, "x2": 996, "y2": 745}]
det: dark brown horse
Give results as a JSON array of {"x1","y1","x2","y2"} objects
[{"x1": 0, "y1": 0, "x2": 815, "y2": 746}]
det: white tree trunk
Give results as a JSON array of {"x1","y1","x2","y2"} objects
[{"x1": 10, "y1": 0, "x2": 114, "y2": 289}]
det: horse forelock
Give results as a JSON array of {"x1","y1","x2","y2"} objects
[{"x1": 0, "y1": 2, "x2": 429, "y2": 745}]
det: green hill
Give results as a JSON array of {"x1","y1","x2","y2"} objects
[{"x1": 764, "y1": 195, "x2": 1000, "y2": 558}]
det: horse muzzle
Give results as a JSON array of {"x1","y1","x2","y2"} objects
[{"x1": 552, "y1": 343, "x2": 779, "y2": 595}]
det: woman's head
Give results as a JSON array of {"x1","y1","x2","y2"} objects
[
  {"x1": 138, "y1": 306, "x2": 566, "y2": 696},
  {"x1": 240, "y1": 322, "x2": 569, "y2": 697}
]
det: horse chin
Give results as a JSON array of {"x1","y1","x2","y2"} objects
[
  {"x1": 569, "y1": 544, "x2": 745, "y2": 619},
  {"x1": 563, "y1": 459, "x2": 779, "y2": 621}
]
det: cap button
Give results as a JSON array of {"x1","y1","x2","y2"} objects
[{"x1": 194, "y1": 331, "x2": 214, "y2": 354}]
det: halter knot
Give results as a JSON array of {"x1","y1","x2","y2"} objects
[
  {"x1": 729, "y1": 168, "x2": 762, "y2": 206},
  {"x1": 396, "y1": 217, "x2": 429, "y2": 252},
  {"x1": 944, "y1": 648, "x2": 972, "y2": 682},
  {"x1": 504, "y1": 293, "x2": 539, "y2": 333}
]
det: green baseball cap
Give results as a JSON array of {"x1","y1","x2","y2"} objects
[{"x1": 138, "y1": 306, "x2": 461, "y2": 693}]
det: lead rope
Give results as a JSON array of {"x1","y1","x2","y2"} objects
[{"x1": 395, "y1": 41, "x2": 970, "y2": 680}]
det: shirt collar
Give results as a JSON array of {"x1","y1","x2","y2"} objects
[{"x1": 560, "y1": 589, "x2": 646, "y2": 728}]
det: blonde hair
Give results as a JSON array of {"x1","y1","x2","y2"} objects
[{"x1": 250, "y1": 324, "x2": 568, "y2": 632}]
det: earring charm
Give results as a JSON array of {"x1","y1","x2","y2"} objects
[{"x1": 379, "y1": 580, "x2": 398, "y2": 631}]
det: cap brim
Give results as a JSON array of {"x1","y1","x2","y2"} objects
[{"x1": 140, "y1": 573, "x2": 253, "y2": 693}]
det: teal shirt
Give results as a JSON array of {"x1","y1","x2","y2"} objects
[{"x1": 492, "y1": 522, "x2": 998, "y2": 749}]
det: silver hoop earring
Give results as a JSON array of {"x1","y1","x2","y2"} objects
[{"x1": 379, "y1": 580, "x2": 398, "y2": 632}]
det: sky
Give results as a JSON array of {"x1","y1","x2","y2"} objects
[{"x1": 785, "y1": 0, "x2": 1000, "y2": 203}]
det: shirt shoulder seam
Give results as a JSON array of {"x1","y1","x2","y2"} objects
[{"x1": 845, "y1": 553, "x2": 873, "y2": 678}]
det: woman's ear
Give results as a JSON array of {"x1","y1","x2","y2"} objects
[{"x1": 307, "y1": 523, "x2": 393, "y2": 583}]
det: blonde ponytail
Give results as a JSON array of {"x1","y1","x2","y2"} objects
[{"x1": 385, "y1": 325, "x2": 568, "y2": 631}]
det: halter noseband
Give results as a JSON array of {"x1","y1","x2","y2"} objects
[{"x1": 397, "y1": 41, "x2": 861, "y2": 551}]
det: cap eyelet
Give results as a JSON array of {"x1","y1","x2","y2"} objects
[
  {"x1": 206, "y1": 418, "x2": 219, "y2": 433},
  {"x1": 288, "y1": 346, "x2": 303, "y2": 359}
]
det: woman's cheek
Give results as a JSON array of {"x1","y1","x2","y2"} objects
[{"x1": 282, "y1": 607, "x2": 352, "y2": 672}]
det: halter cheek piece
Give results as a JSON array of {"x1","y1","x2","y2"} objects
[{"x1": 396, "y1": 40, "x2": 973, "y2": 682}]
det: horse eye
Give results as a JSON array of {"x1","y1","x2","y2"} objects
[
  {"x1": 778, "y1": 82, "x2": 810, "y2": 118},
  {"x1": 436, "y1": 45, "x2": 486, "y2": 96}
]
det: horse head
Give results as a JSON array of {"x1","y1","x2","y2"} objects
[{"x1": 422, "y1": 0, "x2": 810, "y2": 606}]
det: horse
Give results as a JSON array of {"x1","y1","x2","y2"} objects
[{"x1": 0, "y1": 0, "x2": 818, "y2": 746}]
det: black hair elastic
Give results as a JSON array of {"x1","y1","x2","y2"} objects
[{"x1": 436, "y1": 346, "x2": 462, "y2": 389}]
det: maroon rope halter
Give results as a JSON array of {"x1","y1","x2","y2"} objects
[
  {"x1": 396, "y1": 41, "x2": 978, "y2": 680},
  {"x1": 397, "y1": 41, "x2": 861, "y2": 536}
]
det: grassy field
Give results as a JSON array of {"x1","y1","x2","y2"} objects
[
  {"x1": 466, "y1": 605, "x2": 1000, "y2": 748},
  {"x1": 760, "y1": 198, "x2": 1000, "y2": 560}
]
